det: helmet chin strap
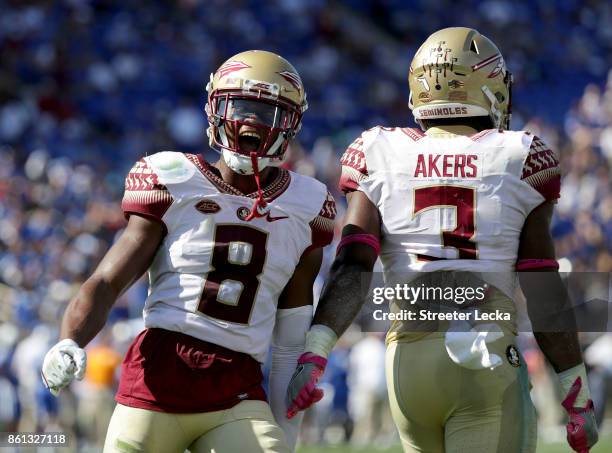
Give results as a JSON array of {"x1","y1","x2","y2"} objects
[
  {"x1": 217, "y1": 129, "x2": 289, "y2": 220},
  {"x1": 222, "y1": 149, "x2": 259, "y2": 175},
  {"x1": 218, "y1": 126, "x2": 287, "y2": 175},
  {"x1": 244, "y1": 152, "x2": 270, "y2": 221}
]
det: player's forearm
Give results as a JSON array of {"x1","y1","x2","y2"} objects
[
  {"x1": 533, "y1": 331, "x2": 583, "y2": 373},
  {"x1": 307, "y1": 223, "x2": 379, "y2": 357},
  {"x1": 270, "y1": 306, "x2": 312, "y2": 448},
  {"x1": 533, "y1": 329, "x2": 591, "y2": 409},
  {"x1": 60, "y1": 275, "x2": 118, "y2": 347},
  {"x1": 519, "y1": 271, "x2": 583, "y2": 372},
  {"x1": 269, "y1": 345, "x2": 303, "y2": 450},
  {"x1": 312, "y1": 260, "x2": 374, "y2": 338}
]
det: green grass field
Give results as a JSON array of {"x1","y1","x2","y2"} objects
[{"x1": 297, "y1": 437, "x2": 612, "y2": 453}]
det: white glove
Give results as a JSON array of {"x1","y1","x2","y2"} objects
[
  {"x1": 41, "y1": 339, "x2": 87, "y2": 396},
  {"x1": 445, "y1": 321, "x2": 504, "y2": 370}
]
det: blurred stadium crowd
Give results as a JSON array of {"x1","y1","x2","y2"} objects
[{"x1": 0, "y1": 0, "x2": 611, "y2": 451}]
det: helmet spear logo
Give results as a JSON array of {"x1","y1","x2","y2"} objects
[{"x1": 217, "y1": 61, "x2": 251, "y2": 79}]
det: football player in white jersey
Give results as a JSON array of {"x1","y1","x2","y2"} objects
[
  {"x1": 41, "y1": 50, "x2": 336, "y2": 453},
  {"x1": 286, "y1": 28, "x2": 598, "y2": 452}
]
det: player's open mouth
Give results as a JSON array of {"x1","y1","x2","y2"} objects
[{"x1": 238, "y1": 131, "x2": 262, "y2": 152}]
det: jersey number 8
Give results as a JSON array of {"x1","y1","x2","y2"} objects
[{"x1": 197, "y1": 224, "x2": 268, "y2": 324}]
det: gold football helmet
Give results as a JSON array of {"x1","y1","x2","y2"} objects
[
  {"x1": 205, "y1": 50, "x2": 307, "y2": 174},
  {"x1": 408, "y1": 27, "x2": 512, "y2": 130}
]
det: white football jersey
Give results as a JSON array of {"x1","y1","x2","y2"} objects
[
  {"x1": 122, "y1": 152, "x2": 335, "y2": 362},
  {"x1": 339, "y1": 127, "x2": 560, "y2": 298}
]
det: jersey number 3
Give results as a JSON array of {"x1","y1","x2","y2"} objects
[
  {"x1": 197, "y1": 224, "x2": 268, "y2": 324},
  {"x1": 413, "y1": 185, "x2": 477, "y2": 260}
]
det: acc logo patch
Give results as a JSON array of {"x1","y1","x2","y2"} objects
[
  {"x1": 418, "y1": 92, "x2": 432, "y2": 102},
  {"x1": 506, "y1": 345, "x2": 521, "y2": 367},
  {"x1": 237, "y1": 206, "x2": 251, "y2": 221},
  {"x1": 195, "y1": 199, "x2": 221, "y2": 214}
]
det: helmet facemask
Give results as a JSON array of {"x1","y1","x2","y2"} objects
[
  {"x1": 206, "y1": 83, "x2": 304, "y2": 175},
  {"x1": 204, "y1": 50, "x2": 307, "y2": 219}
]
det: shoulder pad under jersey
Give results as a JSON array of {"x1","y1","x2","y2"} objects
[{"x1": 147, "y1": 151, "x2": 195, "y2": 185}]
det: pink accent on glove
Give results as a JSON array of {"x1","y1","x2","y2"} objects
[
  {"x1": 562, "y1": 377, "x2": 596, "y2": 453},
  {"x1": 298, "y1": 352, "x2": 327, "y2": 368},
  {"x1": 286, "y1": 353, "x2": 327, "y2": 419}
]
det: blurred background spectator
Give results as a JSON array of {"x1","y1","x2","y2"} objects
[{"x1": 0, "y1": 0, "x2": 610, "y2": 451}]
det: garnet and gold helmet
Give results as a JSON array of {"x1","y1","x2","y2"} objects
[
  {"x1": 205, "y1": 50, "x2": 307, "y2": 174},
  {"x1": 408, "y1": 27, "x2": 513, "y2": 130}
]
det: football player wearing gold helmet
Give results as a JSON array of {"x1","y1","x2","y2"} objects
[
  {"x1": 205, "y1": 50, "x2": 309, "y2": 218},
  {"x1": 42, "y1": 50, "x2": 336, "y2": 453},
  {"x1": 287, "y1": 27, "x2": 597, "y2": 453}
]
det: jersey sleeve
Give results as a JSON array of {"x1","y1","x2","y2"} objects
[
  {"x1": 339, "y1": 134, "x2": 368, "y2": 193},
  {"x1": 520, "y1": 135, "x2": 561, "y2": 201},
  {"x1": 307, "y1": 191, "x2": 337, "y2": 251},
  {"x1": 121, "y1": 157, "x2": 174, "y2": 224}
]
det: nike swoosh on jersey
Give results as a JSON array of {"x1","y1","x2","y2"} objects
[{"x1": 265, "y1": 213, "x2": 289, "y2": 222}]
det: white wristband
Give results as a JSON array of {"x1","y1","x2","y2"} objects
[
  {"x1": 304, "y1": 324, "x2": 338, "y2": 359},
  {"x1": 558, "y1": 363, "x2": 591, "y2": 407}
]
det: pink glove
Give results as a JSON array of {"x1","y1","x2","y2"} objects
[
  {"x1": 561, "y1": 377, "x2": 598, "y2": 453},
  {"x1": 285, "y1": 352, "x2": 327, "y2": 419}
]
